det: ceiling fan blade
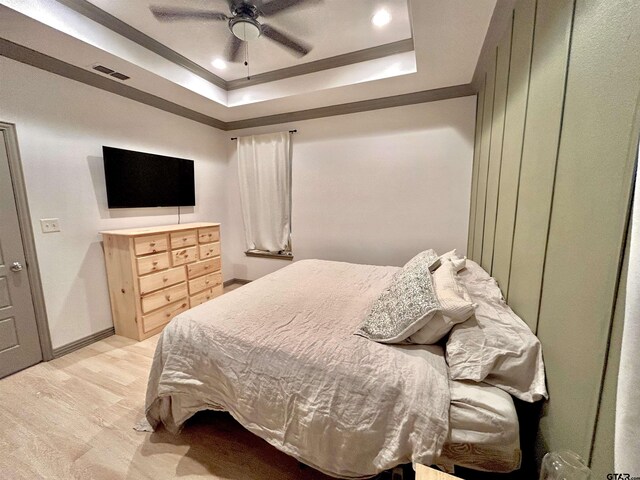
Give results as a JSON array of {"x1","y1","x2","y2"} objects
[
  {"x1": 259, "y1": 0, "x2": 321, "y2": 17},
  {"x1": 225, "y1": 35, "x2": 244, "y2": 63},
  {"x1": 261, "y1": 24, "x2": 311, "y2": 57},
  {"x1": 149, "y1": 6, "x2": 228, "y2": 22}
]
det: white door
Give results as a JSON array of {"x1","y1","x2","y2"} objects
[{"x1": 0, "y1": 128, "x2": 42, "y2": 377}]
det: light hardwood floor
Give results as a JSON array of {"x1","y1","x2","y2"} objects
[{"x1": 0, "y1": 283, "x2": 333, "y2": 480}]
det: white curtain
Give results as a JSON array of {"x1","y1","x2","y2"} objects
[
  {"x1": 616, "y1": 148, "x2": 639, "y2": 475},
  {"x1": 237, "y1": 131, "x2": 292, "y2": 253}
]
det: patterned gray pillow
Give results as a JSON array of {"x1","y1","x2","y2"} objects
[{"x1": 355, "y1": 250, "x2": 441, "y2": 343}]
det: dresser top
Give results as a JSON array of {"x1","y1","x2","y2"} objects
[{"x1": 100, "y1": 222, "x2": 220, "y2": 237}]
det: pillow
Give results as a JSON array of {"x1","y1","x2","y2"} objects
[
  {"x1": 434, "y1": 249, "x2": 467, "y2": 273},
  {"x1": 407, "y1": 259, "x2": 475, "y2": 344},
  {"x1": 446, "y1": 260, "x2": 548, "y2": 402},
  {"x1": 355, "y1": 249, "x2": 440, "y2": 343}
]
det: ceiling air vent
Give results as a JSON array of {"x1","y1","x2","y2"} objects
[
  {"x1": 91, "y1": 64, "x2": 130, "y2": 81},
  {"x1": 110, "y1": 72, "x2": 130, "y2": 81},
  {"x1": 93, "y1": 64, "x2": 114, "y2": 75}
]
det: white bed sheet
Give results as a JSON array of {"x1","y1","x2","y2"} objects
[
  {"x1": 145, "y1": 259, "x2": 451, "y2": 479},
  {"x1": 440, "y1": 380, "x2": 521, "y2": 472}
]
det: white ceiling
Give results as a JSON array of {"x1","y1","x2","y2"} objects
[
  {"x1": 0, "y1": 0, "x2": 496, "y2": 124},
  {"x1": 85, "y1": 0, "x2": 414, "y2": 81}
]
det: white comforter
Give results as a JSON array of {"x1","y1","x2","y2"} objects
[{"x1": 145, "y1": 260, "x2": 450, "y2": 478}]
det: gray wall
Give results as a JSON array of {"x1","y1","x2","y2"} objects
[{"x1": 468, "y1": 0, "x2": 640, "y2": 476}]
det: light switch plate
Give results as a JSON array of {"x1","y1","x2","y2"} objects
[{"x1": 40, "y1": 218, "x2": 60, "y2": 233}]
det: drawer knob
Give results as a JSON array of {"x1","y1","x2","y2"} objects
[
  {"x1": 165, "y1": 294, "x2": 171, "y2": 301},
  {"x1": 163, "y1": 277, "x2": 168, "y2": 282},
  {"x1": 205, "y1": 280, "x2": 210, "y2": 284},
  {"x1": 150, "y1": 242, "x2": 156, "y2": 247},
  {"x1": 152, "y1": 261, "x2": 158, "y2": 266},
  {"x1": 204, "y1": 265, "x2": 210, "y2": 270},
  {"x1": 183, "y1": 237, "x2": 187, "y2": 241},
  {"x1": 165, "y1": 312, "x2": 171, "y2": 318}
]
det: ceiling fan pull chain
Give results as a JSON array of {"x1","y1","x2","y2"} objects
[{"x1": 245, "y1": 41, "x2": 251, "y2": 80}]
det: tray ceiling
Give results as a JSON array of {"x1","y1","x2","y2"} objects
[
  {"x1": 84, "y1": 0, "x2": 413, "y2": 81},
  {"x1": 0, "y1": 0, "x2": 496, "y2": 124}
]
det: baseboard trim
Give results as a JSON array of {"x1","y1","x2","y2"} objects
[
  {"x1": 52, "y1": 327, "x2": 115, "y2": 358},
  {"x1": 224, "y1": 278, "x2": 251, "y2": 287}
]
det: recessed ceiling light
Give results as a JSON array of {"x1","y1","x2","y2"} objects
[
  {"x1": 212, "y1": 58, "x2": 227, "y2": 70},
  {"x1": 372, "y1": 9, "x2": 392, "y2": 27}
]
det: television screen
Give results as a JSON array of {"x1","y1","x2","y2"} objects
[{"x1": 103, "y1": 146, "x2": 195, "y2": 208}]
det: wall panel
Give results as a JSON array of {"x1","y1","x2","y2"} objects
[
  {"x1": 467, "y1": 83, "x2": 486, "y2": 255},
  {"x1": 469, "y1": 0, "x2": 640, "y2": 471},
  {"x1": 536, "y1": 0, "x2": 640, "y2": 459},
  {"x1": 506, "y1": 0, "x2": 574, "y2": 329},
  {"x1": 471, "y1": 52, "x2": 497, "y2": 262},
  {"x1": 481, "y1": 17, "x2": 514, "y2": 273},
  {"x1": 492, "y1": 0, "x2": 536, "y2": 295}
]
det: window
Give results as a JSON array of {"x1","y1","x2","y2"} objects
[{"x1": 237, "y1": 131, "x2": 292, "y2": 259}]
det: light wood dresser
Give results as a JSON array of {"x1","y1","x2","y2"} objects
[{"x1": 101, "y1": 222, "x2": 222, "y2": 341}]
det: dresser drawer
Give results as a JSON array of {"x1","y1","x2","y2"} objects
[
  {"x1": 170, "y1": 230, "x2": 197, "y2": 249},
  {"x1": 189, "y1": 272, "x2": 222, "y2": 295},
  {"x1": 198, "y1": 226, "x2": 220, "y2": 244},
  {"x1": 141, "y1": 282, "x2": 188, "y2": 314},
  {"x1": 136, "y1": 252, "x2": 169, "y2": 276},
  {"x1": 134, "y1": 234, "x2": 167, "y2": 256},
  {"x1": 190, "y1": 285, "x2": 223, "y2": 307},
  {"x1": 139, "y1": 266, "x2": 186, "y2": 296},
  {"x1": 187, "y1": 258, "x2": 221, "y2": 279},
  {"x1": 199, "y1": 242, "x2": 220, "y2": 260},
  {"x1": 141, "y1": 300, "x2": 189, "y2": 333},
  {"x1": 171, "y1": 246, "x2": 198, "y2": 266}
]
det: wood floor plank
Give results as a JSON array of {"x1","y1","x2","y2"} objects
[{"x1": 0, "y1": 282, "x2": 332, "y2": 479}]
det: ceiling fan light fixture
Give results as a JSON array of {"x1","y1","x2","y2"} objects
[{"x1": 230, "y1": 17, "x2": 261, "y2": 41}]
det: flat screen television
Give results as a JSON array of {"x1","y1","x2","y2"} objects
[{"x1": 103, "y1": 146, "x2": 195, "y2": 208}]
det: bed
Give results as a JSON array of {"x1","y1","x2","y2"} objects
[{"x1": 145, "y1": 259, "x2": 522, "y2": 478}]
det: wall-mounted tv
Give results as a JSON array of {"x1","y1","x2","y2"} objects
[{"x1": 103, "y1": 146, "x2": 195, "y2": 208}]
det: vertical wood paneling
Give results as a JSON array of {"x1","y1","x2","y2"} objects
[
  {"x1": 590, "y1": 238, "x2": 628, "y2": 478},
  {"x1": 537, "y1": 0, "x2": 640, "y2": 460},
  {"x1": 467, "y1": 84, "x2": 486, "y2": 256},
  {"x1": 469, "y1": 0, "x2": 639, "y2": 471},
  {"x1": 506, "y1": 0, "x2": 575, "y2": 330},
  {"x1": 481, "y1": 17, "x2": 514, "y2": 273},
  {"x1": 492, "y1": 0, "x2": 537, "y2": 296},
  {"x1": 471, "y1": 52, "x2": 497, "y2": 262}
]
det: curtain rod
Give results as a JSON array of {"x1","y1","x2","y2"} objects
[{"x1": 231, "y1": 129, "x2": 297, "y2": 140}]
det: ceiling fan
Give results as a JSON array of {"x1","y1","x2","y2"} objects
[{"x1": 149, "y1": 0, "x2": 318, "y2": 63}]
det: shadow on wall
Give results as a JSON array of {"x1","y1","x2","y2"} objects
[
  {"x1": 55, "y1": 240, "x2": 112, "y2": 346},
  {"x1": 86, "y1": 155, "x2": 194, "y2": 220}
]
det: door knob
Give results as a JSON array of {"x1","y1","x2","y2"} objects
[{"x1": 10, "y1": 261, "x2": 23, "y2": 272}]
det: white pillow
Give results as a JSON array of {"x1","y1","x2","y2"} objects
[
  {"x1": 408, "y1": 259, "x2": 475, "y2": 344},
  {"x1": 446, "y1": 260, "x2": 548, "y2": 402},
  {"x1": 438, "y1": 249, "x2": 467, "y2": 273}
]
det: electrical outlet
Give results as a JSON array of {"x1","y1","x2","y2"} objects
[{"x1": 40, "y1": 218, "x2": 60, "y2": 233}]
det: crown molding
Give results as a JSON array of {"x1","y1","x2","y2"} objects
[
  {"x1": 55, "y1": 0, "x2": 227, "y2": 89},
  {"x1": 225, "y1": 84, "x2": 475, "y2": 130},
  {"x1": 226, "y1": 38, "x2": 414, "y2": 90},
  {"x1": 0, "y1": 38, "x2": 227, "y2": 130},
  {"x1": 54, "y1": 0, "x2": 414, "y2": 92},
  {"x1": 2, "y1": 37, "x2": 474, "y2": 131}
]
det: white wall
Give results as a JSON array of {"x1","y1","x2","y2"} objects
[
  {"x1": 226, "y1": 96, "x2": 476, "y2": 280},
  {"x1": 0, "y1": 57, "x2": 228, "y2": 349}
]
